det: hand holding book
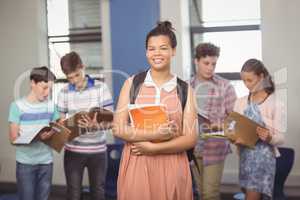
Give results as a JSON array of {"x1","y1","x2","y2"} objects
[
  {"x1": 63, "y1": 107, "x2": 113, "y2": 135},
  {"x1": 77, "y1": 112, "x2": 113, "y2": 132},
  {"x1": 77, "y1": 112, "x2": 99, "y2": 131},
  {"x1": 224, "y1": 112, "x2": 262, "y2": 148},
  {"x1": 41, "y1": 107, "x2": 113, "y2": 152},
  {"x1": 128, "y1": 104, "x2": 176, "y2": 142},
  {"x1": 256, "y1": 126, "x2": 272, "y2": 143},
  {"x1": 12, "y1": 107, "x2": 113, "y2": 152},
  {"x1": 155, "y1": 120, "x2": 178, "y2": 142},
  {"x1": 39, "y1": 129, "x2": 55, "y2": 140}
]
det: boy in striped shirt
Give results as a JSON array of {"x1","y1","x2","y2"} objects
[
  {"x1": 57, "y1": 51, "x2": 113, "y2": 200},
  {"x1": 8, "y1": 66, "x2": 59, "y2": 200}
]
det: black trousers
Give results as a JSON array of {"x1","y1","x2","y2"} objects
[{"x1": 64, "y1": 150, "x2": 107, "y2": 200}]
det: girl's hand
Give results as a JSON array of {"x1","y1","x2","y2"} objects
[
  {"x1": 257, "y1": 126, "x2": 272, "y2": 143},
  {"x1": 156, "y1": 120, "x2": 178, "y2": 141},
  {"x1": 234, "y1": 137, "x2": 245, "y2": 146},
  {"x1": 130, "y1": 142, "x2": 157, "y2": 156}
]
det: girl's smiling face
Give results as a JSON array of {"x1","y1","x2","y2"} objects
[{"x1": 146, "y1": 35, "x2": 176, "y2": 71}]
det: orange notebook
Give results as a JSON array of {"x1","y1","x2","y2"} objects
[{"x1": 129, "y1": 104, "x2": 168, "y2": 132}]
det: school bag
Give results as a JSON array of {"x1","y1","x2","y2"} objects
[{"x1": 129, "y1": 70, "x2": 200, "y2": 173}]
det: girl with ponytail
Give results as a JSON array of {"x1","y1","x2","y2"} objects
[{"x1": 233, "y1": 58, "x2": 285, "y2": 200}]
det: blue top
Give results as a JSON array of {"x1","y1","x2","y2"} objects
[{"x1": 8, "y1": 98, "x2": 60, "y2": 164}]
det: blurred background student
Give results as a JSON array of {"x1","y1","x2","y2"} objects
[
  {"x1": 8, "y1": 66, "x2": 58, "y2": 200},
  {"x1": 234, "y1": 58, "x2": 285, "y2": 200},
  {"x1": 189, "y1": 43, "x2": 236, "y2": 200},
  {"x1": 57, "y1": 52, "x2": 113, "y2": 200}
]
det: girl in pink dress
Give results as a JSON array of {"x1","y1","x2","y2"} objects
[{"x1": 112, "y1": 21, "x2": 198, "y2": 200}]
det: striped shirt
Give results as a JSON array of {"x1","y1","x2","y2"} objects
[
  {"x1": 8, "y1": 98, "x2": 60, "y2": 164},
  {"x1": 190, "y1": 74, "x2": 237, "y2": 166},
  {"x1": 57, "y1": 75, "x2": 113, "y2": 154}
]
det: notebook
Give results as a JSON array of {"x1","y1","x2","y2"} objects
[
  {"x1": 128, "y1": 104, "x2": 168, "y2": 142},
  {"x1": 224, "y1": 111, "x2": 261, "y2": 148}
]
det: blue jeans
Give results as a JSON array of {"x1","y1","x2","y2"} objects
[
  {"x1": 16, "y1": 162, "x2": 53, "y2": 200},
  {"x1": 64, "y1": 150, "x2": 107, "y2": 200}
]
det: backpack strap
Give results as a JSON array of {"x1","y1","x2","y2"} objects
[
  {"x1": 176, "y1": 77, "x2": 188, "y2": 111},
  {"x1": 129, "y1": 70, "x2": 148, "y2": 104},
  {"x1": 129, "y1": 72, "x2": 200, "y2": 173},
  {"x1": 177, "y1": 78, "x2": 201, "y2": 173}
]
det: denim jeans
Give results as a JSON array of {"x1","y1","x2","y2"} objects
[
  {"x1": 16, "y1": 162, "x2": 53, "y2": 200},
  {"x1": 64, "y1": 150, "x2": 107, "y2": 200}
]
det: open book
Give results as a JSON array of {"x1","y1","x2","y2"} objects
[
  {"x1": 12, "y1": 128, "x2": 45, "y2": 145},
  {"x1": 128, "y1": 104, "x2": 168, "y2": 142},
  {"x1": 202, "y1": 131, "x2": 226, "y2": 139},
  {"x1": 13, "y1": 107, "x2": 114, "y2": 153},
  {"x1": 197, "y1": 114, "x2": 227, "y2": 139},
  {"x1": 61, "y1": 107, "x2": 114, "y2": 136},
  {"x1": 224, "y1": 111, "x2": 261, "y2": 148}
]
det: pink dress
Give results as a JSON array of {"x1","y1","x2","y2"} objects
[{"x1": 117, "y1": 83, "x2": 193, "y2": 200}]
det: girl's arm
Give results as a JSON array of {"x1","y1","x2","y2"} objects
[
  {"x1": 257, "y1": 98, "x2": 285, "y2": 145},
  {"x1": 268, "y1": 101, "x2": 285, "y2": 146},
  {"x1": 112, "y1": 78, "x2": 174, "y2": 142},
  {"x1": 131, "y1": 86, "x2": 198, "y2": 155}
]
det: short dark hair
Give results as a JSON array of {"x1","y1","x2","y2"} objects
[
  {"x1": 241, "y1": 58, "x2": 275, "y2": 94},
  {"x1": 145, "y1": 21, "x2": 177, "y2": 49},
  {"x1": 195, "y1": 43, "x2": 220, "y2": 60},
  {"x1": 60, "y1": 51, "x2": 83, "y2": 75},
  {"x1": 30, "y1": 66, "x2": 56, "y2": 83}
]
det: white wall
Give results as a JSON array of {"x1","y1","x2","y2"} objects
[
  {"x1": 100, "y1": 0, "x2": 113, "y2": 94},
  {"x1": 160, "y1": 0, "x2": 192, "y2": 80},
  {"x1": 0, "y1": 0, "x2": 66, "y2": 185},
  {"x1": 261, "y1": 0, "x2": 300, "y2": 186}
]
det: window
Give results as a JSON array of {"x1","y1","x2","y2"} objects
[
  {"x1": 46, "y1": 0, "x2": 103, "y2": 102},
  {"x1": 189, "y1": 0, "x2": 261, "y2": 97}
]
